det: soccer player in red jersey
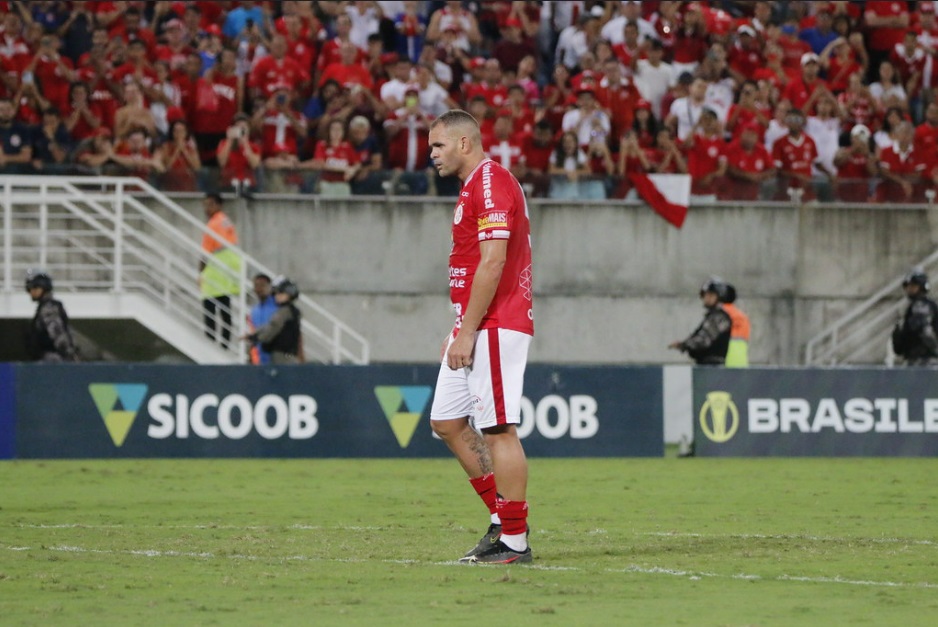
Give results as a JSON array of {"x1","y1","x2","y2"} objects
[{"x1": 427, "y1": 109, "x2": 534, "y2": 565}]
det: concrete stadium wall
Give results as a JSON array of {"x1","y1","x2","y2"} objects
[{"x1": 167, "y1": 196, "x2": 938, "y2": 365}]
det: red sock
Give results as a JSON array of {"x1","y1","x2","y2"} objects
[
  {"x1": 468, "y1": 473, "x2": 498, "y2": 516},
  {"x1": 496, "y1": 498, "x2": 528, "y2": 536}
]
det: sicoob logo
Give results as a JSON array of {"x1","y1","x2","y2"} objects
[
  {"x1": 88, "y1": 383, "x2": 149, "y2": 447},
  {"x1": 374, "y1": 386, "x2": 432, "y2": 448}
]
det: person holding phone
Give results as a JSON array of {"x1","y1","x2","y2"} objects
[{"x1": 217, "y1": 113, "x2": 261, "y2": 194}]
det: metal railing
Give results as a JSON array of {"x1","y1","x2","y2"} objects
[
  {"x1": 0, "y1": 175, "x2": 369, "y2": 364},
  {"x1": 804, "y1": 249, "x2": 938, "y2": 366}
]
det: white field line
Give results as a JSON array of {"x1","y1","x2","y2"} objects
[
  {"x1": 642, "y1": 531, "x2": 938, "y2": 547},
  {"x1": 15, "y1": 524, "x2": 938, "y2": 548},
  {"x1": 3, "y1": 543, "x2": 936, "y2": 590}
]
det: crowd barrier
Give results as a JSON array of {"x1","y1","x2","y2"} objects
[
  {"x1": 7, "y1": 364, "x2": 938, "y2": 459},
  {"x1": 47, "y1": 164, "x2": 916, "y2": 203},
  {"x1": 0, "y1": 363, "x2": 662, "y2": 459}
]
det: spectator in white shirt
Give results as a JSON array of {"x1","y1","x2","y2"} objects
[
  {"x1": 634, "y1": 39, "x2": 673, "y2": 119},
  {"x1": 601, "y1": 0, "x2": 658, "y2": 46},
  {"x1": 346, "y1": 1, "x2": 382, "y2": 50}
]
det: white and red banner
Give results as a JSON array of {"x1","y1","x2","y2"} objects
[{"x1": 629, "y1": 173, "x2": 691, "y2": 228}]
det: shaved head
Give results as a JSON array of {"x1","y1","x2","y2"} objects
[
  {"x1": 430, "y1": 109, "x2": 482, "y2": 144},
  {"x1": 429, "y1": 110, "x2": 485, "y2": 181}
]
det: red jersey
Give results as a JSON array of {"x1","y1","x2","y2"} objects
[
  {"x1": 76, "y1": 66, "x2": 119, "y2": 131},
  {"x1": 726, "y1": 104, "x2": 769, "y2": 141},
  {"x1": 836, "y1": 148, "x2": 875, "y2": 202},
  {"x1": 484, "y1": 133, "x2": 525, "y2": 170},
  {"x1": 260, "y1": 110, "x2": 305, "y2": 158},
  {"x1": 190, "y1": 74, "x2": 239, "y2": 135},
  {"x1": 463, "y1": 81, "x2": 509, "y2": 109},
  {"x1": 772, "y1": 133, "x2": 818, "y2": 178},
  {"x1": 113, "y1": 143, "x2": 153, "y2": 178},
  {"x1": 61, "y1": 100, "x2": 105, "y2": 141},
  {"x1": 839, "y1": 90, "x2": 877, "y2": 130},
  {"x1": 782, "y1": 76, "x2": 828, "y2": 114},
  {"x1": 33, "y1": 54, "x2": 74, "y2": 111},
  {"x1": 890, "y1": 43, "x2": 926, "y2": 97},
  {"x1": 686, "y1": 133, "x2": 726, "y2": 194},
  {"x1": 317, "y1": 37, "x2": 364, "y2": 72},
  {"x1": 313, "y1": 140, "x2": 357, "y2": 182},
  {"x1": 837, "y1": 150, "x2": 875, "y2": 179},
  {"x1": 154, "y1": 44, "x2": 194, "y2": 73},
  {"x1": 218, "y1": 138, "x2": 260, "y2": 185},
  {"x1": 449, "y1": 158, "x2": 533, "y2": 336},
  {"x1": 724, "y1": 140, "x2": 772, "y2": 200},
  {"x1": 598, "y1": 78, "x2": 640, "y2": 143},
  {"x1": 251, "y1": 55, "x2": 310, "y2": 96},
  {"x1": 112, "y1": 62, "x2": 160, "y2": 91},
  {"x1": 865, "y1": 1, "x2": 909, "y2": 52},
  {"x1": 778, "y1": 36, "x2": 812, "y2": 71},
  {"x1": 728, "y1": 43, "x2": 763, "y2": 80},
  {"x1": 611, "y1": 42, "x2": 643, "y2": 68},
  {"x1": 878, "y1": 142, "x2": 926, "y2": 200},
  {"x1": 383, "y1": 110, "x2": 431, "y2": 170},
  {"x1": 110, "y1": 24, "x2": 157, "y2": 52},
  {"x1": 161, "y1": 141, "x2": 199, "y2": 191},
  {"x1": 879, "y1": 143, "x2": 925, "y2": 177},
  {"x1": 520, "y1": 137, "x2": 552, "y2": 172},
  {"x1": 826, "y1": 55, "x2": 863, "y2": 93},
  {"x1": 915, "y1": 122, "x2": 938, "y2": 155},
  {"x1": 673, "y1": 28, "x2": 708, "y2": 64},
  {"x1": 317, "y1": 61, "x2": 372, "y2": 90}
]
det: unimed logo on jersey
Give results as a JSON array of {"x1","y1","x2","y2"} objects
[
  {"x1": 88, "y1": 383, "x2": 149, "y2": 447},
  {"x1": 374, "y1": 386, "x2": 432, "y2": 448}
]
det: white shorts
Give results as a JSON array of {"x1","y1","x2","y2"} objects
[{"x1": 429, "y1": 328, "x2": 531, "y2": 430}]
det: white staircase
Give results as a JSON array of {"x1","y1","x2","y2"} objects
[
  {"x1": 804, "y1": 251, "x2": 938, "y2": 366},
  {"x1": 0, "y1": 175, "x2": 369, "y2": 364}
]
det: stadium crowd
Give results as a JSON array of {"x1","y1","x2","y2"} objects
[{"x1": 3, "y1": 0, "x2": 938, "y2": 201}]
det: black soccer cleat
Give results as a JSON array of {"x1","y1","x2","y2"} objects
[
  {"x1": 460, "y1": 523, "x2": 502, "y2": 561},
  {"x1": 461, "y1": 538, "x2": 533, "y2": 564}
]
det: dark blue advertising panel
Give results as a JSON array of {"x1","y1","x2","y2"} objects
[
  {"x1": 0, "y1": 363, "x2": 14, "y2": 459},
  {"x1": 694, "y1": 368, "x2": 938, "y2": 456},
  {"x1": 12, "y1": 364, "x2": 662, "y2": 459}
]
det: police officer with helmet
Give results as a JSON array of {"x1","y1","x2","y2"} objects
[
  {"x1": 241, "y1": 276, "x2": 303, "y2": 365},
  {"x1": 892, "y1": 267, "x2": 938, "y2": 366},
  {"x1": 25, "y1": 268, "x2": 79, "y2": 362},
  {"x1": 668, "y1": 277, "x2": 732, "y2": 365}
]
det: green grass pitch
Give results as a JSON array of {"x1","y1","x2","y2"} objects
[{"x1": 2, "y1": 457, "x2": 937, "y2": 626}]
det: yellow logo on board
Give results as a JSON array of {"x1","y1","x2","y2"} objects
[
  {"x1": 373, "y1": 386, "x2": 432, "y2": 448},
  {"x1": 88, "y1": 383, "x2": 149, "y2": 447},
  {"x1": 699, "y1": 391, "x2": 739, "y2": 443}
]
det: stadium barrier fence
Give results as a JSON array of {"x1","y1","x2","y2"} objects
[
  {"x1": 0, "y1": 363, "x2": 662, "y2": 459},
  {"x1": 694, "y1": 368, "x2": 938, "y2": 456}
]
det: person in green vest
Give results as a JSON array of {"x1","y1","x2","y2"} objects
[
  {"x1": 722, "y1": 282, "x2": 750, "y2": 368},
  {"x1": 199, "y1": 192, "x2": 241, "y2": 349}
]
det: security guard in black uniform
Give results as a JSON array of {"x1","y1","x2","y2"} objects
[
  {"x1": 668, "y1": 277, "x2": 732, "y2": 365},
  {"x1": 892, "y1": 268, "x2": 938, "y2": 366},
  {"x1": 243, "y1": 276, "x2": 302, "y2": 365},
  {"x1": 25, "y1": 269, "x2": 79, "y2": 362}
]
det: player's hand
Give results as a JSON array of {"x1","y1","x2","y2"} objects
[{"x1": 446, "y1": 331, "x2": 474, "y2": 370}]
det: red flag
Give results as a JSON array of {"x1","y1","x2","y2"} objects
[{"x1": 629, "y1": 173, "x2": 691, "y2": 228}]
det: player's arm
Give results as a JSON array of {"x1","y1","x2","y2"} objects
[{"x1": 446, "y1": 238, "x2": 507, "y2": 370}]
